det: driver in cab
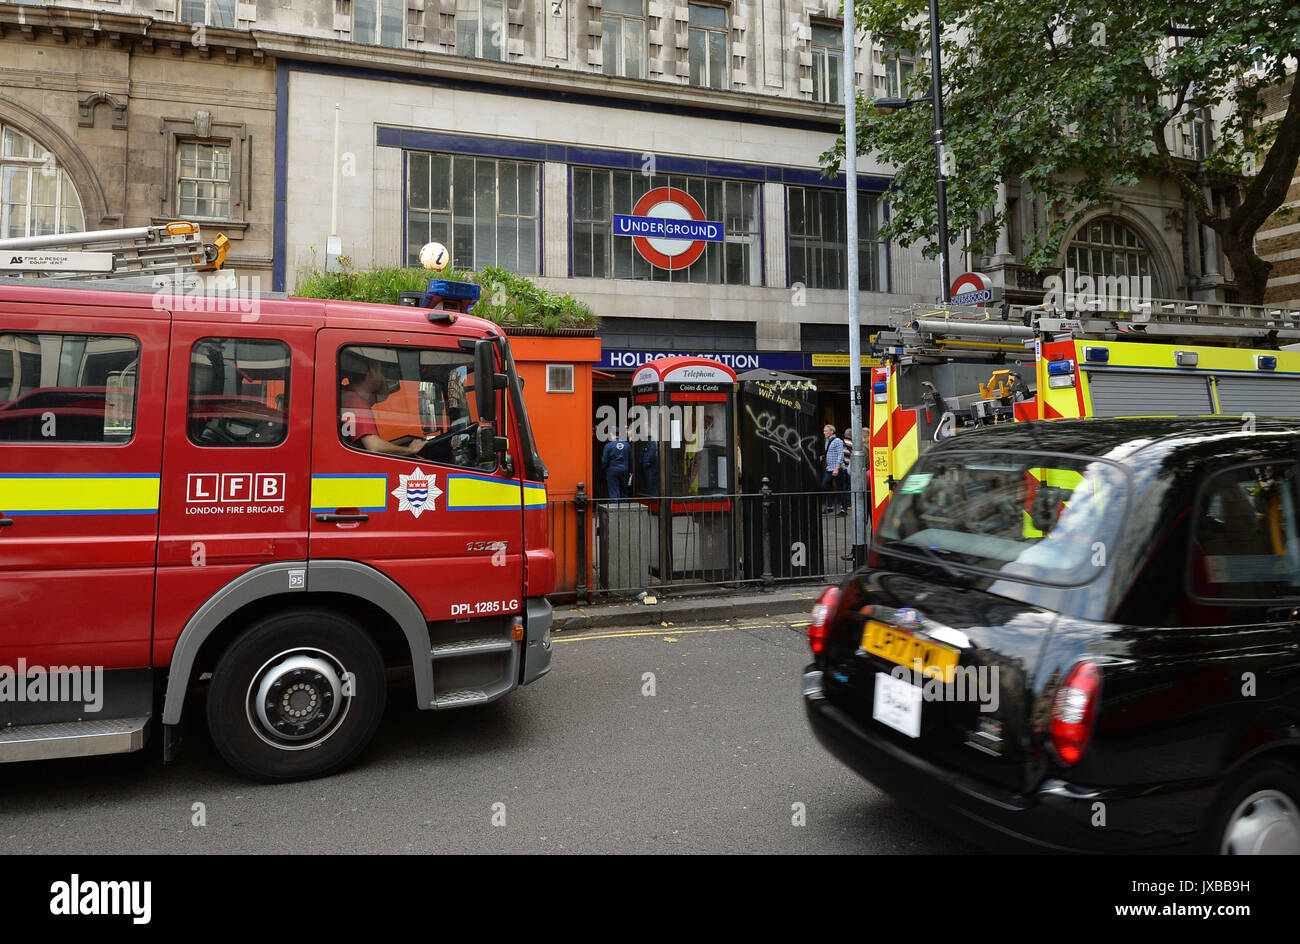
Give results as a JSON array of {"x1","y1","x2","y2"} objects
[{"x1": 339, "y1": 351, "x2": 430, "y2": 457}]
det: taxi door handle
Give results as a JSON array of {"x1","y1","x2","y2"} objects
[{"x1": 316, "y1": 512, "x2": 369, "y2": 523}]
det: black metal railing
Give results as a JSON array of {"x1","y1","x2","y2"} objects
[{"x1": 546, "y1": 484, "x2": 870, "y2": 597}]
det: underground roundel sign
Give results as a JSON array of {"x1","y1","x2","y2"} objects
[{"x1": 613, "y1": 187, "x2": 726, "y2": 270}]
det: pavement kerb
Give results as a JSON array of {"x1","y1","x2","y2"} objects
[{"x1": 551, "y1": 585, "x2": 826, "y2": 634}]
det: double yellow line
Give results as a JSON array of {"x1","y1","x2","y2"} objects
[{"x1": 553, "y1": 619, "x2": 809, "y2": 644}]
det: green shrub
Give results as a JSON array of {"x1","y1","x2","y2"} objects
[{"x1": 294, "y1": 258, "x2": 597, "y2": 332}]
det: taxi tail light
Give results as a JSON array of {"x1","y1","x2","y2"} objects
[
  {"x1": 1050, "y1": 661, "x2": 1102, "y2": 765},
  {"x1": 808, "y1": 586, "x2": 842, "y2": 656}
]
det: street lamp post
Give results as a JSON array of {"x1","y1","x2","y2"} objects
[
  {"x1": 843, "y1": 1, "x2": 867, "y2": 563},
  {"x1": 875, "y1": 0, "x2": 951, "y2": 302}
]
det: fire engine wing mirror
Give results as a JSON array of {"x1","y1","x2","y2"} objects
[
  {"x1": 476, "y1": 425, "x2": 509, "y2": 460},
  {"x1": 473, "y1": 338, "x2": 507, "y2": 427}
]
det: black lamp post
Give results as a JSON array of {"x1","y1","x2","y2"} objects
[{"x1": 874, "y1": 0, "x2": 950, "y2": 302}]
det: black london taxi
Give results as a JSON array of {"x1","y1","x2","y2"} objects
[{"x1": 803, "y1": 417, "x2": 1300, "y2": 853}]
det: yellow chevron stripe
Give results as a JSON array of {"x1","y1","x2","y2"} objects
[
  {"x1": 310, "y1": 474, "x2": 388, "y2": 512},
  {"x1": 0, "y1": 474, "x2": 160, "y2": 514},
  {"x1": 447, "y1": 474, "x2": 522, "y2": 510}
]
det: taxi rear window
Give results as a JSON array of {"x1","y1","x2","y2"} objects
[
  {"x1": 1190, "y1": 463, "x2": 1300, "y2": 600},
  {"x1": 876, "y1": 450, "x2": 1128, "y2": 586}
]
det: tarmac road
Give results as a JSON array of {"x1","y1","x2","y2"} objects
[{"x1": 0, "y1": 613, "x2": 973, "y2": 854}]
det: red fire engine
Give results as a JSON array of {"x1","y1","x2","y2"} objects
[{"x1": 0, "y1": 224, "x2": 554, "y2": 781}]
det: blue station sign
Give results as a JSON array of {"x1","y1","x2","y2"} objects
[{"x1": 612, "y1": 216, "x2": 725, "y2": 242}]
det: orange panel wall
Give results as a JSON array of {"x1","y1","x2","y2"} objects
[{"x1": 508, "y1": 335, "x2": 600, "y2": 594}]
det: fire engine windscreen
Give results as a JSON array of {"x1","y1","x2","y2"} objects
[
  {"x1": 337, "y1": 344, "x2": 499, "y2": 471},
  {"x1": 875, "y1": 451, "x2": 1127, "y2": 586}
]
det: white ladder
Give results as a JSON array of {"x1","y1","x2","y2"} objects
[{"x1": 0, "y1": 221, "x2": 229, "y2": 279}]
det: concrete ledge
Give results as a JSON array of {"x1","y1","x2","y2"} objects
[{"x1": 552, "y1": 584, "x2": 826, "y2": 633}]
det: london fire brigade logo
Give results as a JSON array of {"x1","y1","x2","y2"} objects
[{"x1": 392, "y1": 467, "x2": 442, "y2": 518}]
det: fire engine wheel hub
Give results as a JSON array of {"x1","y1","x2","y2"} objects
[
  {"x1": 246, "y1": 649, "x2": 351, "y2": 751},
  {"x1": 1221, "y1": 789, "x2": 1300, "y2": 855}
]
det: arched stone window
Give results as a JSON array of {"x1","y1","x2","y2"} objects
[
  {"x1": 1065, "y1": 217, "x2": 1162, "y2": 296},
  {"x1": 1, "y1": 123, "x2": 85, "y2": 238}
]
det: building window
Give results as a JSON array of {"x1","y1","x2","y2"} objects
[
  {"x1": 456, "y1": 0, "x2": 505, "y2": 60},
  {"x1": 1183, "y1": 111, "x2": 1209, "y2": 161},
  {"x1": 788, "y1": 187, "x2": 888, "y2": 291},
  {"x1": 883, "y1": 47, "x2": 919, "y2": 100},
  {"x1": 355, "y1": 0, "x2": 406, "y2": 48},
  {"x1": 572, "y1": 168, "x2": 761, "y2": 286},
  {"x1": 602, "y1": 0, "x2": 646, "y2": 79},
  {"x1": 0, "y1": 124, "x2": 85, "y2": 239},
  {"x1": 188, "y1": 338, "x2": 290, "y2": 447},
  {"x1": 0, "y1": 333, "x2": 139, "y2": 444},
  {"x1": 1065, "y1": 218, "x2": 1160, "y2": 294},
  {"x1": 688, "y1": 4, "x2": 728, "y2": 90},
  {"x1": 810, "y1": 23, "x2": 843, "y2": 104},
  {"x1": 406, "y1": 152, "x2": 539, "y2": 274},
  {"x1": 180, "y1": 0, "x2": 236, "y2": 27},
  {"x1": 177, "y1": 141, "x2": 232, "y2": 219},
  {"x1": 546, "y1": 364, "x2": 575, "y2": 394}
]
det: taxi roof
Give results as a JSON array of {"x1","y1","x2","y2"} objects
[{"x1": 941, "y1": 416, "x2": 1299, "y2": 463}]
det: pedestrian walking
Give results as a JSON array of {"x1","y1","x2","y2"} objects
[
  {"x1": 601, "y1": 429, "x2": 633, "y2": 500},
  {"x1": 821, "y1": 424, "x2": 846, "y2": 515}
]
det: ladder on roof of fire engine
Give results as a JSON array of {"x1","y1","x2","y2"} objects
[
  {"x1": 0, "y1": 221, "x2": 229, "y2": 281},
  {"x1": 884, "y1": 295, "x2": 1300, "y2": 356}
]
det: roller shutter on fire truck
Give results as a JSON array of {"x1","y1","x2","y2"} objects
[
  {"x1": 1084, "y1": 371, "x2": 1215, "y2": 417},
  {"x1": 1213, "y1": 376, "x2": 1300, "y2": 417}
]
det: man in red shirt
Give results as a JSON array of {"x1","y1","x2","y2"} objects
[{"x1": 339, "y1": 355, "x2": 428, "y2": 457}]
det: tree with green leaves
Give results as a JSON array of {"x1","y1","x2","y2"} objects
[{"x1": 825, "y1": 1, "x2": 1300, "y2": 304}]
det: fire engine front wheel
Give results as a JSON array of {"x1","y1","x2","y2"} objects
[{"x1": 206, "y1": 609, "x2": 387, "y2": 782}]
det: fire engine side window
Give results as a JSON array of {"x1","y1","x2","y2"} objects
[
  {"x1": 187, "y1": 338, "x2": 290, "y2": 447},
  {"x1": 0, "y1": 332, "x2": 139, "y2": 444},
  {"x1": 1190, "y1": 463, "x2": 1300, "y2": 600},
  {"x1": 337, "y1": 344, "x2": 496, "y2": 472}
]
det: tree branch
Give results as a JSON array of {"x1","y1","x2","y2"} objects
[{"x1": 1231, "y1": 72, "x2": 1300, "y2": 235}]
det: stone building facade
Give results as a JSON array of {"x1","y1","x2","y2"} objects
[
  {"x1": 1, "y1": 0, "x2": 1284, "y2": 360},
  {"x1": 0, "y1": 3, "x2": 277, "y2": 280}
]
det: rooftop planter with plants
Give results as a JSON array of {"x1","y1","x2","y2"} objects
[{"x1": 294, "y1": 260, "x2": 598, "y2": 334}]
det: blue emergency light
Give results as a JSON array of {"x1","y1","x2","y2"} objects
[
  {"x1": 1257, "y1": 355, "x2": 1278, "y2": 371},
  {"x1": 1046, "y1": 359, "x2": 1076, "y2": 376},
  {"x1": 397, "y1": 278, "x2": 481, "y2": 318},
  {"x1": 1084, "y1": 346, "x2": 1109, "y2": 363},
  {"x1": 872, "y1": 381, "x2": 888, "y2": 393}
]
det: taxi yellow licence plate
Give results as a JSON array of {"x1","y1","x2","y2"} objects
[{"x1": 861, "y1": 620, "x2": 959, "y2": 680}]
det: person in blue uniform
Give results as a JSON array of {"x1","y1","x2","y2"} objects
[
  {"x1": 639, "y1": 438, "x2": 659, "y2": 497},
  {"x1": 601, "y1": 431, "x2": 633, "y2": 500}
]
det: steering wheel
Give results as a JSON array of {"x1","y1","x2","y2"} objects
[
  {"x1": 415, "y1": 424, "x2": 477, "y2": 465},
  {"x1": 199, "y1": 418, "x2": 241, "y2": 444}
]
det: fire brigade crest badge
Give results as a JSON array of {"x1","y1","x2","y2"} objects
[{"x1": 392, "y1": 467, "x2": 442, "y2": 518}]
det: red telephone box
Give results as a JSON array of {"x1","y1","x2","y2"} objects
[{"x1": 630, "y1": 357, "x2": 738, "y2": 582}]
